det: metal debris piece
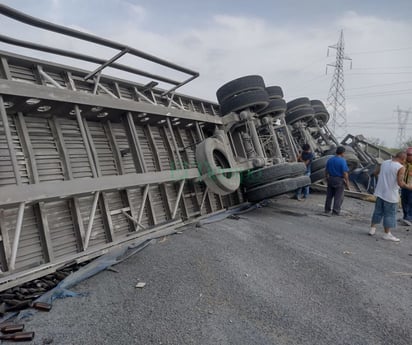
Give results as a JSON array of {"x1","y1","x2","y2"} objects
[
  {"x1": 391, "y1": 272, "x2": 412, "y2": 276},
  {"x1": 135, "y1": 282, "x2": 146, "y2": 288},
  {"x1": 106, "y1": 267, "x2": 119, "y2": 273}
]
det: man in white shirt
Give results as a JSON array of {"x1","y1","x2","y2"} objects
[{"x1": 369, "y1": 151, "x2": 412, "y2": 242}]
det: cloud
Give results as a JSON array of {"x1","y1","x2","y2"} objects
[{"x1": 0, "y1": 2, "x2": 411, "y2": 146}]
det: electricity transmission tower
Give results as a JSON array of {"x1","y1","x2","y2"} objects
[
  {"x1": 395, "y1": 106, "x2": 411, "y2": 148},
  {"x1": 326, "y1": 30, "x2": 352, "y2": 139}
]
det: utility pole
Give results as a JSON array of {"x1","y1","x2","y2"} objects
[
  {"x1": 326, "y1": 30, "x2": 352, "y2": 140},
  {"x1": 395, "y1": 106, "x2": 411, "y2": 148}
]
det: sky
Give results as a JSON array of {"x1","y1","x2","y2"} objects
[{"x1": 0, "y1": 0, "x2": 411, "y2": 148}]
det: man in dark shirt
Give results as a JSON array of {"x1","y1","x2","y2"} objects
[
  {"x1": 295, "y1": 144, "x2": 314, "y2": 200},
  {"x1": 324, "y1": 146, "x2": 350, "y2": 215},
  {"x1": 401, "y1": 147, "x2": 412, "y2": 224}
]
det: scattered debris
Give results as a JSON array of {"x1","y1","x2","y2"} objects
[
  {"x1": 399, "y1": 219, "x2": 412, "y2": 226},
  {"x1": 343, "y1": 251, "x2": 353, "y2": 255},
  {"x1": 0, "y1": 263, "x2": 88, "y2": 316},
  {"x1": 106, "y1": 267, "x2": 119, "y2": 273},
  {"x1": 391, "y1": 272, "x2": 412, "y2": 277},
  {"x1": 31, "y1": 302, "x2": 52, "y2": 312},
  {"x1": 158, "y1": 237, "x2": 168, "y2": 243},
  {"x1": 0, "y1": 331, "x2": 35, "y2": 341},
  {"x1": 0, "y1": 323, "x2": 24, "y2": 333}
]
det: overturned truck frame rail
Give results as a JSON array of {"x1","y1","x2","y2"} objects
[{"x1": 0, "y1": 5, "x2": 245, "y2": 291}]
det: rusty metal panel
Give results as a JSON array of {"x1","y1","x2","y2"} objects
[
  {"x1": 24, "y1": 116, "x2": 65, "y2": 182},
  {"x1": 182, "y1": 182, "x2": 200, "y2": 218},
  {"x1": 77, "y1": 195, "x2": 108, "y2": 247},
  {"x1": 149, "y1": 185, "x2": 168, "y2": 224},
  {"x1": 0, "y1": 116, "x2": 18, "y2": 186},
  {"x1": 104, "y1": 191, "x2": 132, "y2": 238},
  {"x1": 42, "y1": 200, "x2": 79, "y2": 259},
  {"x1": 118, "y1": 85, "x2": 134, "y2": 100},
  {"x1": 86, "y1": 121, "x2": 118, "y2": 176},
  {"x1": 8, "y1": 63, "x2": 37, "y2": 84},
  {"x1": 41, "y1": 68, "x2": 67, "y2": 88},
  {"x1": 57, "y1": 118, "x2": 94, "y2": 179},
  {"x1": 127, "y1": 187, "x2": 152, "y2": 229},
  {"x1": 72, "y1": 75, "x2": 94, "y2": 93},
  {"x1": 134, "y1": 124, "x2": 156, "y2": 172},
  {"x1": 110, "y1": 121, "x2": 137, "y2": 174},
  {"x1": 150, "y1": 126, "x2": 173, "y2": 170},
  {"x1": 10, "y1": 115, "x2": 30, "y2": 184},
  {"x1": 177, "y1": 127, "x2": 197, "y2": 168},
  {"x1": 3, "y1": 205, "x2": 45, "y2": 271}
]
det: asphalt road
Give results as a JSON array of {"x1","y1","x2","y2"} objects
[{"x1": 21, "y1": 192, "x2": 412, "y2": 345}]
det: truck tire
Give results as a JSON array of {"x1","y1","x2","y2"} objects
[
  {"x1": 216, "y1": 75, "x2": 266, "y2": 104},
  {"x1": 310, "y1": 169, "x2": 326, "y2": 183},
  {"x1": 245, "y1": 175, "x2": 311, "y2": 202},
  {"x1": 311, "y1": 155, "x2": 333, "y2": 172},
  {"x1": 257, "y1": 99, "x2": 287, "y2": 116},
  {"x1": 265, "y1": 86, "x2": 284, "y2": 99},
  {"x1": 310, "y1": 100, "x2": 330, "y2": 124},
  {"x1": 310, "y1": 99, "x2": 327, "y2": 110},
  {"x1": 285, "y1": 107, "x2": 314, "y2": 125},
  {"x1": 196, "y1": 137, "x2": 240, "y2": 195},
  {"x1": 242, "y1": 162, "x2": 306, "y2": 188},
  {"x1": 219, "y1": 89, "x2": 269, "y2": 115},
  {"x1": 314, "y1": 110, "x2": 330, "y2": 124},
  {"x1": 286, "y1": 97, "x2": 311, "y2": 113}
]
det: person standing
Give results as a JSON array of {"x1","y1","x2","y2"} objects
[
  {"x1": 400, "y1": 147, "x2": 412, "y2": 224},
  {"x1": 324, "y1": 146, "x2": 350, "y2": 215},
  {"x1": 295, "y1": 144, "x2": 314, "y2": 201},
  {"x1": 369, "y1": 151, "x2": 412, "y2": 242}
]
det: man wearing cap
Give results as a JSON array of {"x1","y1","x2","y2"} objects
[
  {"x1": 324, "y1": 146, "x2": 350, "y2": 215},
  {"x1": 400, "y1": 147, "x2": 412, "y2": 224}
]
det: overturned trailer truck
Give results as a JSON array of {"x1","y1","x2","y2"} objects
[{"x1": 0, "y1": 5, "x2": 314, "y2": 291}]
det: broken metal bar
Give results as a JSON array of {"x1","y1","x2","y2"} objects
[
  {"x1": 121, "y1": 210, "x2": 146, "y2": 231},
  {"x1": 83, "y1": 191, "x2": 100, "y2": 250},
  {"x1": 140, "y1": 81, "x2": 158, "y2": 92},
  {"x1": 92, "y1": 73, "x2": 101, "y2": 95},
  {"x1": 97, "y1": 82, "x2": 120, "y2": 99},
  {"x1": 172, "y1": 180, "x2": 186, "y2": 219},
  {"x1": 37, "y1": 65, "x2": 64, "y2": 89},
  {"x1": 137, "y1": 184, "x2": 150, "y2": 229},
  {"x1": 199, "y1": 186, "x2": 209, "y2": 211},
  {"x1": 84, "y1": 48, "x2": 129, "y2": 81}
]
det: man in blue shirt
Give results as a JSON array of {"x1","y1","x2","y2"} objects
[{"x1": 324, "y1": 146, "x2": 350, "y2": 215}]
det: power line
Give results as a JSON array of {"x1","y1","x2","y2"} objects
[
  {"x1": 346, "y1": 80, "x2": 412, "y2": 90},
  {"x1": 347, "y1": 90, "x2": 412, "y2": 99},
  {"x1": 351, "y1": 66, "x2": 412, "y2": 70},
  {"x1": 347, "y1": 72, "x2": 412, "y2": 75},
  {"x1": 348, "y1": 46, "x2": 412, "y2": 55}
]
